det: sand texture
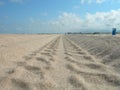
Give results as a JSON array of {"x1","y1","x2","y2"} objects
[{"x1": 0, "y1": 34, "x2": 120, "y2": 90}]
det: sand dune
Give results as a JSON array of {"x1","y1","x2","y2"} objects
[{"x1": 0, "y1": 34, "x2": 120, "y2": 90}]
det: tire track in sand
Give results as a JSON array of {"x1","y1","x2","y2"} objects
[
  {"x1": 1, "y1": 35, "x2": 120, "y2": 90},
  {"x1": 0, "y1": 36, "x2": 60, "y2": 90},
  {"x1": 63, "y1": 36, "x2": 120, "y2": 90}
]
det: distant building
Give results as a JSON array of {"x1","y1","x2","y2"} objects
[
  {"x1": 112, "y1": 28, "x2": 116, "y2": 35},
  {"x1": 93, "y1": 32, "x2": 100, "y2": 34}
]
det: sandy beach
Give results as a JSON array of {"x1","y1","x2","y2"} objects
[{"x1": 0, "y1": 34, "x2": 120, "y2": 90}]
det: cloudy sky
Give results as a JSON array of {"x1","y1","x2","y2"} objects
[{"x1": 0, "y1": 0, "x2": 120, "y2": 33}]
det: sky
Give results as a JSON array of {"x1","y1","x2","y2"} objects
[{"x1": 0, "y1": 0, "x2": 120, "y2": 33}]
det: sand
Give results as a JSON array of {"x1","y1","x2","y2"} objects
[{"x1": 0, "y1": 34, "x2": 120, "y2": 90}]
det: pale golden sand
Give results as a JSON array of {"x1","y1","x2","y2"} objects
[{"x1": 0, "y1": 34, "x2": 120, "y2": 90}]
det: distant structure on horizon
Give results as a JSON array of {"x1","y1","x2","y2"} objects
[{"x1": 112, "y1": 28, "x2": 116, "y2": 35}]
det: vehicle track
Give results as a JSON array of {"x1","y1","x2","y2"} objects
[
  {"x1": 0, "y1": 36, "x2": 60, "y2": 90},
  {"x1": 63, "y1": 36, "x2": 120, "y2": 90},
  {"x1": 0, "y1": 35, "x2": 120, "y2": 90}
]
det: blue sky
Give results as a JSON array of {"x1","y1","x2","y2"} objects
[{"x1": 0, "y1": 0, "x2": 120, "y2": 33}]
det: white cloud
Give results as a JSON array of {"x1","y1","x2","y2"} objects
[
  {"x1": 81, "y1": 0, "x2": 120, "y2": 4},
  {"x1": 1, "y1": 9, "x2": 120, "y2": 33},
  {"x1": 96, "y1": 0, "x2": 105, "y2": 3},
  {"x1": 49, "y1": 10, "x2": 120, "y2": 32},
  {"x1": 21, "y1": 9, "x2": 120, "y2": 33},
  {"x1": 42, "y1": 12, "x2": 84, "y2": 32},
  {"x1": 80, "y1": 0, "x2": 85, "y2": 4},
  {"x1": 24, "y1": 13, "x2": 83, "y2": 33},
  {"x1": 80, "y1": 0, "x2": 106, "y2": 4},
  {"x1": 86, "y1": 9, "x2": 120, "y2": 30}
]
